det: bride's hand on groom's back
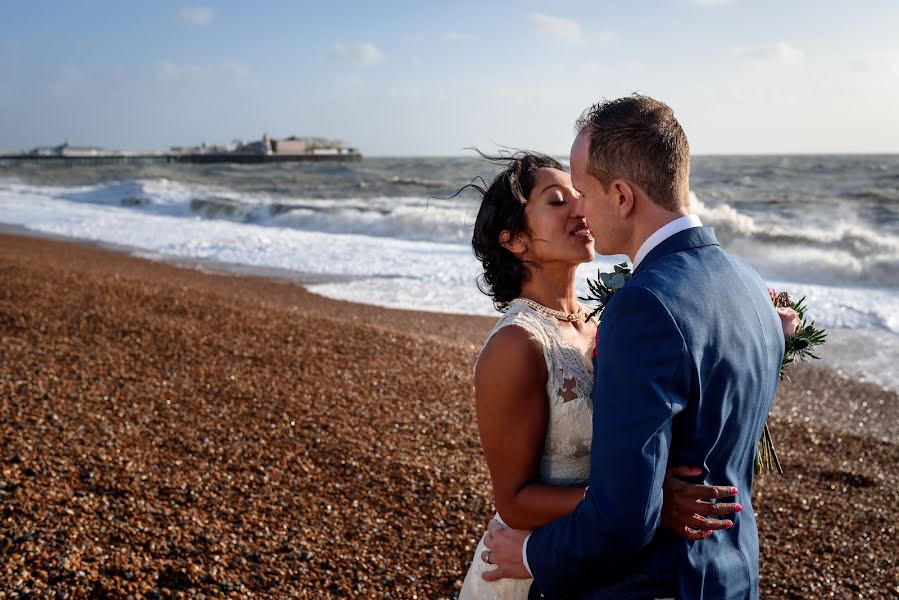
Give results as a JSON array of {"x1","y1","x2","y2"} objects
[{"x1": 661, "y1": 466, "x2": 742, "y2": 541}]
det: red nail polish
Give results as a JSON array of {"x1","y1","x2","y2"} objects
[
  {"x1": 726, "y1": 521, "x2": 734, "y2": 529},
  {"x1": 731, "y1": 487, "x2": 739, "y2": 496},
  {"x1": 735, "y1": 504, "x2": 743, "y2": 512}
]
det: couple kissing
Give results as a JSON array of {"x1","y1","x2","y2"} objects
[{"x1": 458, "y1": 95, "x2": 784, "y2": 600}]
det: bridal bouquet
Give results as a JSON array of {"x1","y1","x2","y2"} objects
[
  {"x1": 770, "y1": 288, "x2": 828, "y2": 380},
  {"x1": 757, "y1": 288, "x2": 827, "y2": 473},
  {"x1": 582, "y1": 265, "x2": 827, "y2": 475}
]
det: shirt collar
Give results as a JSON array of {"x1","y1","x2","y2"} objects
[{"x1": 632, "y1": 214, "x2": 703, "y2": 269}]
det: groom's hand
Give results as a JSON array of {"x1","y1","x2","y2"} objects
[
  {"x1": 662, "y1": 466, "x2": 742, "y2": 541},
  {"x1": 481, "y1": 519, "x2": 532, "y2": 582}
]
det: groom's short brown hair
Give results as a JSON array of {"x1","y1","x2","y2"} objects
[{"x1": 575, "y1": 95, "x2": 690, "y2": 211}]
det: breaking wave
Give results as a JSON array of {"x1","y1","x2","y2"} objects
[{"x1": 692, "y1": 193, "x2": 899, "y2": 286}]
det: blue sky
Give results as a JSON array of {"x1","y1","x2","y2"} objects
[{"x1": 1, "y1": 1, "x2": 898, "y2": 155}]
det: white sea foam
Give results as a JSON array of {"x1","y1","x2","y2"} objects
[
  {"x1": 692, "y1": 193, "x2": 899, "y2": 286},
  {"x1": 266, "y1": 199, "x2": 475, "y2": 244},
  {"x1": 0, "y1": 178, "x2": 477, "y2": 244},
  {"x1": 2, "y1": 176, "x2": 898, "y2": 389},
  {"x1": 692, "y1": 194, "x2": 759, "y2": 236},
  {"x1": 4, "y1": 177, "x2": 898, "y2": 286},
  {"x1": 0, "y1": 181, "x2": 484, "y2": 294}
]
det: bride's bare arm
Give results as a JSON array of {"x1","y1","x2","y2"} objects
[
  {"x1": 474, "y1": 326, "x2": 584, "y2": 531},
  {"x1": 475, "y1": 326, "x2": 743, "y2": 536}
]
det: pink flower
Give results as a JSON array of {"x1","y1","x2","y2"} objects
[
  {"x1": 768, "y1": 287, "x2": 777, "y2": 304},
  {"x1": 776, "y1": 307, "x2": 802, "y2": 338}
]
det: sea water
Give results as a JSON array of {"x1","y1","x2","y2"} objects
[{"x1": 1, "y1": 155, "x2": 897, "y2": 389}]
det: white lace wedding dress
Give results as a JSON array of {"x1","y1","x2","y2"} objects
[{"x1": 459, "y1": 301, "x2": 595, "y2": 600}]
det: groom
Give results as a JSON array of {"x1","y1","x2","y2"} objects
[{"x1": 482, "y1": 95, "x2": 784, "y2": 599}]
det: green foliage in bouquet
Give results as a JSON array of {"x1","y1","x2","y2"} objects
[
  {"x1": 757, "y1": 291, "x2": 828, "y2": 475},
  {"x1": 776, "y1": 294, "x2": 828, "y2": 380}
]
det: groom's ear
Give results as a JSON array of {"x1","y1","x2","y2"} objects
[
  {"x1": 499, "y1": 230, "x2": 527, "y2": 255},
  {"x1": 611, "y1": 180, "x2": 636, "y2": 218}
]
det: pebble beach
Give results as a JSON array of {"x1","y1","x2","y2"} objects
[{"x1": 1, "y1": 232, "x2": 897, "y2": 598}]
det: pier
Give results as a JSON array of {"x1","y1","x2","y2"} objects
[
  {"x1": 0, "y1": 152, "x2": 362, "y2": 166},
  {"x1": 1, "y1": 135, "x2": 363, "y2": 166}
]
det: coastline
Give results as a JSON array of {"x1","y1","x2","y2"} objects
[{"x1": 1, "y1": 231, "x2": 897, "y2": 597}]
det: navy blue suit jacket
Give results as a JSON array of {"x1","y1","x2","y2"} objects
[{"x1": 526, "y1": 227, "x2": 783, "y2": 599}]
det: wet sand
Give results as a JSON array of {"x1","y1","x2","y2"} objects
[{"x1": 1, "y1": 232, "x2": 896, "y2": 598}]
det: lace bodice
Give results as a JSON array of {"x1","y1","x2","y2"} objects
[
  {"x1": 459, "y1": 303, "x2": 596, "y2": 599},
  {"x1": 485, "y1": 302, "x2": 595, "y2": 486}
]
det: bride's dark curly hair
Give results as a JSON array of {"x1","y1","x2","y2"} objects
[{"x1": 459, "y1": 151, "x2": 565, "y2": 311}]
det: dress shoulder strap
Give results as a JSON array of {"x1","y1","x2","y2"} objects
[
  {"x1": 476, "y1": 303, "x2": 558, "y2": 372},
  {"x1": 489, "y1": 303, "x2": 555, "y2": 344}
]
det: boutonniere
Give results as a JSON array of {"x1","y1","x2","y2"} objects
[{"x1": 580, "y1": 262, "x2": 632, "y2": 321}]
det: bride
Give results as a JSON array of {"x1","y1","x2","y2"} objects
[{"x1": 459, "y1": 152, "x2": 740, "y2": 599}]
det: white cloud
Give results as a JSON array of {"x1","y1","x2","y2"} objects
[
  {"x1": 328, "y1": 43, "x2": 384, "y2": 68},
  {"x1": 444, "y1": 32, "x2": 473, "y2": 42},
  {"x1": 597, "y1": 30, "x2": 620, "y2": 44},
  {"x1": 223, "y1": 60, "x2": 250, "y2": 78},
  {"x1": 530, "y1": 14, "x2": 584, "y2": 44},
  {"x1": 335, "y1": 75, "x2": 362, "y2": 88},
  {"x1": 735, "y1": 42, "x2": 803, "y2": 66},
  {"x1": 402, "y1": 33, "x2": 425, "y2": 44},
  {"x1": 179, "y1": 6, "x2": 214, "y2": 26},
  {"x1": 850, "y1": 52, "x2": 899, "y2": 77},
  {"x1": 153, "y1": 60, "x2": 203, "y2": 82},
  {"x1": 154, "y1": 60, "x2": 182, "y2": 80},
  {"x1": 153, "y1": 60, "x2": 250, "y2": 87}
]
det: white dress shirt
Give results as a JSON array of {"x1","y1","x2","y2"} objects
[
  {"x1": 520, "y1": 213, "x2": 703, "y2": 578},
  {"x1": 632, "y1": 214, "x2": 703, "y2": 270}
]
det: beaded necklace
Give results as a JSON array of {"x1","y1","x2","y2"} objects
[{"x1": 510, "y1": 297, "x2": 588, "y2": 322}]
